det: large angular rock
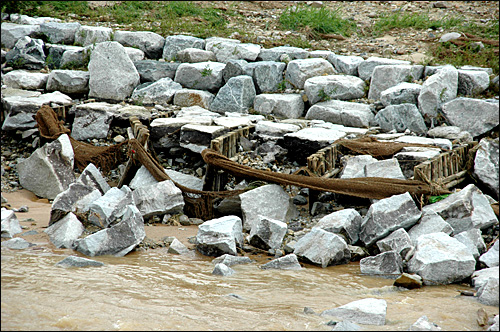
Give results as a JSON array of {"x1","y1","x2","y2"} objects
[
  {"x1": 1, "y1": 22, "x2": 40, "y2": 49},
  {"x1": 17, "y1": 134, "x2": 75, "y2": 200},
  {"x1": 212, "y1": 254, "x2": 254, "y2": 267},
  {"x1": 130, "y1": 77, "x2": 183, "y2": 106},
  {"x1": 360, "y1": 251, "x2": 403, "y2": 276},
  {"x1": 421, "y1": 184, "x2": 497, "y2": 234},
  {"x1": 479, "y1": 240, "x2": 499, "y2": 268},
  {"x1": 457, "y1": 69, "x2": 490, "y2": 96},
  {"x1": 212, "y1": 263, "x2": 235, "y2": 276},
  {"x1": 368, "y1": 65, "x2": 424, "y2": 101},
  {"x1": 173, "y1": 89, "x2": 214, "y2": 109},
  {"x1": 1, "y1": 208, "x2": 22, "y2": 238},
  {"x1": 167, "y1": 238, "x2": 190, "y2": 255},
  {"x1": 281, "y1": 127, "x2": 347, "y2": 163},
  {"x1": 260, "y1": 253, "x2": 302, "y2": 270},
  {"x1": 471, "y1": 266, "x2": 499, "y2": 290},
  {"x1": 88, "y1": 41, "x2": 140, "y2": 102},
  {"x1": 357, "y1": 56, "x2": 411, "y2": 81},
  {"x1": 375, "y1": 103, "x2": 427, "y2": 134},
  {"x1": 44, "y1": 212, "x2": 85, "y2": 249},
  {"x1": 340, "y1": 155, "x2": 377, "y2": 179},
  {"x1": 253, "y1": 93, "x2": 304, "y2": 119},
  {"x1": 304, "y1": 75, "x2": 366, "y2": 105},
  {"x1": 88, "y1": 186, "x2": 134, "y2": 228},
  {"x1": 407, "y1": 232, "x2": 476, "y2": 285},
  {"x1": 407, "y1": 210, "x2": 454, "y2": 245},
  {"x1": 74, "y1": 25, "x2": 113, "y2": 46},
  {"x1": 476, "y1": 277, "x2": 499, "y2": 306},
  {"x1": 293, "y1": 228, "x2": 351, "y2": 268},
  {"x1": 5, "y1": 36, "x2": 46, "y2": 70},
  {"x1": 249, "y1": 216, "x2": 287, "y2": 250},
  {"x1": 409, "y1": 315, "x2": 442, "y2": 331},
  {"x1": 1, "y1": 237, "x2": 34, "y2": 249},
  {"x1": 394, "y1": 146, "x2": 442, "y2": 179},
  {"x1": 150, "y1": 116, "x2": 212, "y2": 150},
  {"x1": 75, "y1": 163, "x2": 111, "y2": 195},
  {"x1": 376, "y1": 228, "x2": 413, "y2": 259},
  {"x1": 55, "y1": 255, "x2": 104, "y2": 268},
  {"x1": 441, "y1": 97, "x2": 499, "y2": 138},
  {"x1": 240, "y1": 184, "x2": 298, "y2": 232},
  {"x1": 211, "y1": 41, "x2": 261, "y2": 63},
  {"x1": 222, "y1": 59, "x2": 248, "y2": 83},
  {"x1": 320, "y1": 298, "x2": 387, "y2": 326},
  {"x1": 196, "y1": 215, "x2": 244, "y2": 257},
  {"x1": 39, "y1": 22, "x2": 81, "y2": 45},
  {"x1": 209, "y1": 75, "x2": 256, "y2": 114},
  {"x1": 71, "y1": 105, "x2": 113, "y2": 141},
  {"x1": 394, "y1": 135, "x2": 452, "y2": 151},
  {"x1": 2, "y1": 70, "x2": 49, "y2": 90},
  {"x1": 257, "y1": 46, "x2": 309, "y2": 62},
  {"x1": 327, "y1": 54, "x2": 364, "y2": 76},
  {"x1": 74, "y1": 204, "x2": 146, "y2": 257},
  {"x1": 58, "y1": 45, "x2": 89, "y2": 69},
  {"x1": 473, "y1": 138, "x2": 499, "y2": 199},
  {"x1": 176, "y1": 48, "x2": 216, "y2": 63},
  {"x1": 46, "y1": 69, "x2": 90, "y2": 95},
  {"x1": 426, "y1": 125, "x2": 473, "y2": 144},
  {"x1": 162, "y1": 35, "x2": 205, "y2": 61},
  {"x1": 133, "y1": 60, "x2": 180, "y2": 83},
  {"x1": 285, "y1": 58, "x2": 336, "y2": 89},
  {"x1": 124, "y1": 46, "x2": 145, "y2": 62},
  {"x1": 255, "y1": 120, "x2": 300, "y2": 139},
  {"x1": 129, "y1": 165, "x2": 203, "y2": 191},
  {"x1": 132, "y1": 180, "x2": 184, "y2": 218},
  {"x1": 314, "y1": 208, "x2": 362, "y2": 245},
  {"x1": 50, "y1": 182, "x2": 102, "y2": 225},
  {"x1": 179, "y1": 124, "x2": 227, "y2": 153},
  {"x1": 305, "y1": 99, "x2": 374, "y2": 128},
  {"x1": 2, "y1": 90, "x2": 72, "y2": 131},
  {"x1": 113, "y1": 30, "x2": 165, "y2": 59},
  {"x1": 454, "y1": 228, "x2": 486, "y2": 260},
  {"x1": 380, "y1": 82, "x2": 422, "y2": 107},
  {"x1": 418, "y1": 65, "x2": 458, "y2": 121},
  {"x1": 174, "y1": 61, "x2": 226, "y2": 92},
  {"x1": 358, "y1": 158, "x2": 406, "y2": 180},
  {"x1": 243, "y1": 61, "x2": 287, "y2": 94},
  {"x1": 360, "y1": 192, "x2": 421, "y2": 247}
]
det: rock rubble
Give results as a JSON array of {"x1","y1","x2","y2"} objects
[{"x1": 1, "y1": 11, "x2": 499, "y2": 327}]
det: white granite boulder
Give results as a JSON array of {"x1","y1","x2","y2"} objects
[
  {"x1": 253, "y1": 93, "x2": 304, "y2": 119},
  {"x1": 88, "y1": 41, "x2": 140, "y2": 101},
  {"x1": 113, "y1": 30, "x2": 165, "y2": 59},
  {"x1": 407, "y1": 232, "x2": 477, "y2": 285},
  {"x1": 174, "y1": 61, "x2": 226, "y2": 92},
  {"x1": 305, "y1": 99, "x2": 374, "y2": 128},
  {"x1": 421, "y1": 184, "x2": 497, "y2": 234},
  {"x1": 285, "y1": 58, "x2": 336, "y2": 89},
  {"x1": 196, "y1": 215, "x2": 244, "y2": 257},
  {"x1": 130, "y1": 77, "x2": 183, "y2": 105},
  {"x1": 249, "y1": 215, "x2": 287, "y2": 250},
  {"x1": 293, "y1": 228, "x2": 351, "y2": 268},
  {"x1": 375, "y1": 103, "x2": 427, "y2": 134},
  {"x1": 360, "y1": 192, "x2": 421, "y2": 246},
  {"x1": 44, "y1": 212, "x2": 85, "y2": 249},
  {"x1": 441, "y1": 97, "x2": 499, "y2": 138},
  {"x1": 320, "y1": 298, "x2": 387, "y2": 326},
  {"x1": 209, "y1": 75, "x2": 256, "y2": 114},
  {"x1": 304, "y1": 75, "x2": 366, "y2": 104},
  {"x1": 17, "y1": 134, "x2": 75, "y2": 200}
]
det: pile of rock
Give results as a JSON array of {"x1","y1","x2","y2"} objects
[{"x1": 1, "y1": 13, "x2": 499, "y2": 325}]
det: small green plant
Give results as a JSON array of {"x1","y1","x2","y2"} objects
[
  {"x1": 9, "y1": 56, "x2": 26, "y2": 69},
  {"x1": 318, "y1": 88, "x2": 331, "y2": 102},
  {"x1": 45, "y1": 54, "x2": 56, "y2": 69},
  {"x1": 406, "y1": 73, "x2": 415, "y2": 83},
  {"x1": 439, "y1": 87, "x2": 448, "y2": 102},
  {"x1": 276, "y1": 79, "x2": 287, "y2": 92},
  {"x1": 201, "y1": 65, "x2": 212, "y2": 77}
]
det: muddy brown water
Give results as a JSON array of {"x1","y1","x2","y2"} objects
[{"x1": 1, "y1": 190, "x2": 498, "y2": 331}]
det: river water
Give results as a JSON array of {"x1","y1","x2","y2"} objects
[
  {"x1": 2, "y1": 245, "x2": 499, "y2": 331},
  {"x1": 1, "y1": 190, "x2": 498, "y2": 331}
]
